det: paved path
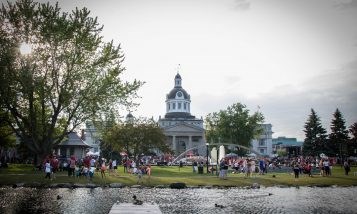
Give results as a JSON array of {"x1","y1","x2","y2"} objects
[{"x1": 109, "y1": 202, "x2": 162, "y2": 214}]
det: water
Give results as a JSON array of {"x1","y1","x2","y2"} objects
[{"x1": 0, "y1": 186, "x2": 357, "y2": 214}]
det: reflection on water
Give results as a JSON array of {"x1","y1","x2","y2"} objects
[{"x1": 0, "y1": 186, "x2": 356, "y2": 214}]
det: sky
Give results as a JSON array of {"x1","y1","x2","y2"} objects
[{"x1": 7, "y1": 0, "x2": 357, "y2": 140}]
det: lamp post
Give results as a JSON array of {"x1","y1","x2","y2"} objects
[{"x1": 206, "y1": 142, "x2": 209, "y2": 173}]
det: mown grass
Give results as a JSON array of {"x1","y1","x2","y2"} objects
[{"x1": 1, "y1": 164, "x2": 357, "y2": 187}]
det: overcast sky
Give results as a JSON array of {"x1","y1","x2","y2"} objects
[{"x1": 14, "y1": 0, "x2": 357, "y2": 140}]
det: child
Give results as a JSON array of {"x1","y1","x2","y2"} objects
[
  {"x1": 89, "y1": 166, "x2": 95, "y2": 181},
  {"x1": 44, "y1": 160, "x2": 52, "y2": 180},
  {"x1": 137, "y1": 166, "x2": 143, "y2": 184},
  {"x1": 100, "y1": 162, "x2": 106, "y2": 178},
  {"x1": 75, "y1": 165, "x2": 80, "y2": 178}
]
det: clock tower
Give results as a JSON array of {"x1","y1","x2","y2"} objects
[{"x1": 159, "y1": 71, "x2": 205, "y2": 156}]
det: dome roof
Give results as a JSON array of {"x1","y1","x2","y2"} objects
[{"x1": 167, "y1": 88, "x2": 190, "y2": 100}]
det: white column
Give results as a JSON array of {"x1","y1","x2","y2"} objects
[
  {"x1": 188, "y1": 136, "x2": 193, "y2": 150},
  {"x1": 172, "y1": 135, "x2": 176, "y2": 154}
]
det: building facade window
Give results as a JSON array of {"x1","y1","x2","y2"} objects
[
  {"x1": 178, "y1": 102, "x2": 181, "y2": 109},
  {"x1": 260, "y1": 149, "x2": 265, "y2": 154},
  {"x1": 259, "y1": 139, "x2": 265, "y2": 146},
  {"x1": 184, "y1": 103, "x2": 187, "y2": 110},
  {"x1": 173, "y1": 103, "x2": 176, "y2": 109}
]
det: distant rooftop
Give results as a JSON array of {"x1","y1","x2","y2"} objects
[
  {"x1": 58, "y1": 132, "x2": 91, "y2": 148},
  {"x1": 273, "y1": 136, "x2": 303, "y2": 147}
]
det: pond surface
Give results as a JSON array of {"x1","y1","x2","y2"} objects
[{"x1": 0, "y1": 186, "x2": 356, "y2": 214}]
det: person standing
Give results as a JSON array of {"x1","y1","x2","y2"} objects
[
  {"x1": 344, "y1": 160, "x2": 350, "y2": 175},
  {"x1": 323, "y1": 159, "x2": 330, "y2": 176},
  {"x1": 112, "y1": 159, "x2": 118, "y2": 176},
  {"x1": 100, "y1": 159, "x2": 106, "y2": 178},
  {"x1": 146, "y1": 164, "x2": 151, "y2": 178},
  {"x1": 108, "y1": 159, "x2": 113, "y2": 176},
  {"x1": 69, "y1": 156, "x2": 76, "y2": 177},
  {"x1": 51, "y1": 156, "x2": 59, "y2": 179},
  {"x1": 179, "y1": 161, "x2": 183, "y2": 171},
  {"x1": 89, "y1": 166, "x2": 95, "y2": 181},
  {"x1": 293, "y1": 163, "x2": 300, "y2": 181},
  {"x1": 44, "y1": 160, "x2": 52, "y2": 180},
  {"x1": 122, "y1": 158, "x2": 127, "y2": 173},
  {"x1": 223, "y1": 159, "x2": 229, "y2": 179},
  {"x1": 193, "y1": 161, "x2": 198, "y2": 173}
]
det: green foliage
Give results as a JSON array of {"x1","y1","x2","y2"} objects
[
  {"x1": 328, "y1": 108, "x2": 349, "y2": 156},
  {"x1": 349, "y1": 122, "x2": 357, "y2": 156},
  {"x1": 0, "y1": 0, "x2": 143, "y2": 162},
  {"x1": 302, "y1": 109, "x2": 328, "y2": 156},
  {"x1": 205, "y1": 102, "x2": 264, "y2": 148},
  {"x1": 0, "y1": 110, "x2": 16, "y2": 148},
  {"x1": 277, "y1": 149, "x2": 287, "y2": 157},
  {"x1": 102, "y1": 117, "x2": 171, "y2": 160}
]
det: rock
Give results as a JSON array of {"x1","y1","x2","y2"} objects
[
  {"x1": 131, "y1": 185, "x2": 142, "y2": 188},
  {"x1": 169, "y1": 182, "x2": 186, "y2": 189},
  {"x1": 57, "y1": 183, "x2": 72, "y2": 188},
  {"x1": 109, "y1": 183, "x2": 125, "y2": 188},
  {"x1": 86, "y1": 183, "x2": 98, "y2": 188},
  {"x1": 15, "y1": 183, "x2": 25, "y2": 188},
  {"x1": 73, "y1": 184, "x2": 86, "y2": 188},
  {"x1": 251, "y1": 183, "x2": 260, "y2": 189}
]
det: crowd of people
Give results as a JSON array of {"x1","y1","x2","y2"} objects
[
  {"x1": 214, "y1": 155, "x2": 353, "y2": 180},
  {"x1": 39, "y1": 154, "x2": 353, "y2": 182},
  {"x1": 40, "y1": 155, "x2": 153, "y2": 183}
]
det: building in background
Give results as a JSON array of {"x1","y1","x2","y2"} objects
[
  {"x1": 55, "y1": 131, "x2": 91, "y2": 159},
  {"x1": 272, "y1": 136, "x2": 303, "y2": 157},
  {"x1": 158, "y1": 73, "x2": 205, "y2": 156},
  {"x1": 83, "y1": 121, "x2": 101, "y2": 154},
  {"x1": 251, "y1": 124, "x2": 274, "y2": 157}
]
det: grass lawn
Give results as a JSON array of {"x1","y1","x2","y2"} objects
[{"x1": 1, "y1": 164, "x2": 357, "y2": 188}]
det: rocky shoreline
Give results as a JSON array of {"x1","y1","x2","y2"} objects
[{"x1": 2, "y1": 182, "x2": 351, "y2": 189}]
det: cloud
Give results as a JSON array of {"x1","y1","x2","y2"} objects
[
  {"x1": 333, "y1": 0, "x2": 357, "y2": 9},
  {"x1": 234, "y1": 0, "x2": 251, "y2": 10},
  {"x1": 193, "y1": 58, "x2": 357, "y2": 140}
]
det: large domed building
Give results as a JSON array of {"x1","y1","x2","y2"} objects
[{"x1": 158, "y1": 73, "x2": 205, "y2": 156}]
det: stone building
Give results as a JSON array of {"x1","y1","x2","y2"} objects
[{"x1": 158, "y1": 73, "x2": 206, "y2": 156}]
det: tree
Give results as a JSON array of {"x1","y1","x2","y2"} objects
[
  {"x1": 102, "y1": 118, "x2": 171, "y2": 161},
  {"x1": 205, "y1": 102, "x2": 264, "y2": 151},
  {"x1": 0, "y1": 110, "x2": 16, "y2": 149},
  {"x1": 277, "y1": 149, "x2": 287, "y2": 157},
  {"x1": 328, "y1": 108, "x2": 349, "y2": 158},
  {"x1": 349, "y1": 122, "x2": 357, "y2": 156},
  {"x1": 302, "y1": 109, "x2": 328, "y2": 156},
  {"x1": 0, "y1": 0, "x2": 143, "y2": 164},
  {"x1": 0, "y1": 109, "x2": 17, "y2": 163}
]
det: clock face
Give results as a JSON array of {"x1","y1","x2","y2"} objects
[{"x1": 177, "y1": 91, "x2": 182, "y2": 97}]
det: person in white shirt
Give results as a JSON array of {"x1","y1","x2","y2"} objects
[{"x1": 44, "y1": 160, "x2": 52, "y2": 180}]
